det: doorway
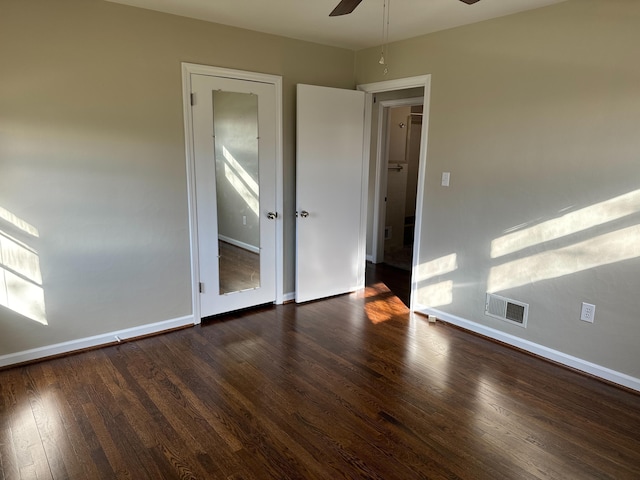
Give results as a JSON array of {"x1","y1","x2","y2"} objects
[
  {"x1": 381, "y1": 101, "x2": 423, "y2": 272},
  {"x1": 358, "y1": 76, "x2": 431, "y2": 311}
]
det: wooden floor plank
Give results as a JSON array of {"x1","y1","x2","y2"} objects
[
  {"x1": 38, "y1": 361, "x2": 105, "y2": 480},
  {"x1": 0, "y1": 427, "x2": 18, "y2": 480},
  {"x1": 1, "y1": 264, "x2": 640, "y2": 479},
  {"x1": 102, "y1": 344, "x2": 223, "y2": 479},
  {"x1": 0, "y1": 372, "x2": 20, "y2": 480},
  {"x1": 4, "y1": 368, "x2": 53, "y2": 480}
]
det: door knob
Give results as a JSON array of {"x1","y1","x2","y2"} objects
[
  {"x1": 300, "y1": 210, "x2": 310, "y2": 218},
  {"x1": 267, "y1": 212, "x2": 278, "y2": 220}
]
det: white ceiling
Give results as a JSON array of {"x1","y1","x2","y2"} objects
[{"x1": 105, "y1": 0, "x2": 566, "y2": 50}]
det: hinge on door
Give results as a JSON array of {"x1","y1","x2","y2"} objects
[
  {"x1": 199, "y1": 282, "x2": 204, "y2": 293},
  {"x1": 190, "y1": 93, "x2": 196, "y2": 106}
]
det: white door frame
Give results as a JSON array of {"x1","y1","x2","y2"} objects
[
  {"x1": 358, "y1": 75, "x2": 431, "y2": 312},
  {"x1": 182, "y1": 63, "x2": 284, "y2": 324},
  {"x1": 371, "y1": 96, "x2": 424, "y2": 264}
]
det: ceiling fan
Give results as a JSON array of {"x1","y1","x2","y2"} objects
[{"x1": 330, "y1": 0, "x2": 481, "y2": 17}]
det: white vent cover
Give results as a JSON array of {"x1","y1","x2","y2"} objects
[{"x1": 485, "y1": 293, "x2": 528, "y2": 327}]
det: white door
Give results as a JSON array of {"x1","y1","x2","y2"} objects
[
  {"x1": 191, "y1": 73, "x2": 277, "y2": 317},
  {"x1": 295, "y1": 84, "x2": 367, "y2": 303}
]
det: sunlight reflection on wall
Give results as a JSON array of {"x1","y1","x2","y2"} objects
[
  {"x1": 0, "y1": 208, "x2": 47, "y2": 325},
  {"x1": 415, "y1": 253, "x2": 457, "y2": 282},
  {"x1": 0, "y1": 206, "x2": 39, "y2": 237},
  {"x1": 415, "y1": 253, "x2": 457, "y2": 307},
  {"x1": 488, "y1": 224, "x2": 640, "y2": 293},
  {"x1": 492, "y1": 189, "x2": 640, "y2": 258},
  {"x1": 488, "y1": 188, "x2": 640, "y2": 293},
  {"x1": 417, "y1": 280, "x2": 454, "y2": 308}
]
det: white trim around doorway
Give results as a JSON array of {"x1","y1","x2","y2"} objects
[{"x1": 358, "y1": 75, "x2": 432, "y2": 313}]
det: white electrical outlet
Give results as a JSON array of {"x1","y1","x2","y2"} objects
[{"x1": 580, "y1": 302, "x2": 596, "y2": 323}]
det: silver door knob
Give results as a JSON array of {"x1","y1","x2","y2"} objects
[
  {"x1": 267, "y1": 212, "x2": 278, "y2": 220},
  {"x1": 300, "y1": 210, "x2": 309, "y2": 218}
]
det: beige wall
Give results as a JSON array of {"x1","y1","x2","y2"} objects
[
  {"x1": 357, "y1": 0, "x2": 640, "y2": 378},
  {"x1": 0, "y1": 0, "x2": 354, "y2": 355}
]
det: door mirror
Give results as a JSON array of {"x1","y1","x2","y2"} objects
[{"x1": 212, "y1": 90, "x2": 260, "y2": 294}]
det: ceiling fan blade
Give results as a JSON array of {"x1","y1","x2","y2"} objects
[
  {"x1": 459, "y1": 0, "x2": 481, "y2": 4},
  {"x1": 330, "y1": 0, "x2": 364, "y2": 17}
]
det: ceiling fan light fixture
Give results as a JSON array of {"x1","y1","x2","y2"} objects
[
  {"x1": 330, "y1": 0, "x2": 482, "y2": 16},
  {"x1": 329, "y1": 0, "x2": 364, "y2": 16},
  {"x1": 329, "y1": 0, "x2": 481, "y2": 72}
]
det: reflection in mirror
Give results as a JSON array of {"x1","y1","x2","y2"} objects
[{"x1": 213, "y1": 90, "x2": 261, "y2": 294}]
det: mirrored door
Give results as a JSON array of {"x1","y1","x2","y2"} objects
[
  {"x1": 213, "y1": 90, "x2": 261, "y2": 294},
  {"x1": 191, "y1": 74, "x2": 277, "y2": 317}
]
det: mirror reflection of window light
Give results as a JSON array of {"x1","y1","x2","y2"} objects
[
  {"x1": 223, "y1": 164, "x2": 259, "y2": 216},
  {"x1": 220, "y1": 145, "x2": 259, "y2": 216},
  {"x1": 222, "y1": 146, "x2": 258, "y2": 195}
]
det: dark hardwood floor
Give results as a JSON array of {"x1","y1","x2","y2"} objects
[
  {"x1": 366, "y1": 262, "x2": 411, "y2": 307},
  {"x1": 218, "y1": 241, "x2": 260, "y2": 294},
  {"x1": 1, "y1": 269, "x2": 640, "y2": 479}
]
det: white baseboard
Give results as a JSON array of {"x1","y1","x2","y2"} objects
[
  {"x1": 218, "y1": 235, "x2": 259, "y2": 254},
  {"x1": 0, "y1": 315, "x2": 195, "y2": 368},
  {"x1": 283, "y1": 291, "x2": 296, "y2": 303},
  {"x1": 415, "y1": 305, "x2": 640, "y2": 393}
]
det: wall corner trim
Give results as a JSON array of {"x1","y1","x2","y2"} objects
[
  {"x1": 415, "y1": 305, "x2": 640, "y2": 393},
  {"x1": 0, "y1": 315, "x2": 195, "y2": 368}
]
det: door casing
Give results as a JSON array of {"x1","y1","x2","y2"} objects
[
  {"x1": 358, "y1": 76, "x2": 431, "y2": 312},
  {"x1": 182, "y1": 63, "x2": 284, "y2": 323}
]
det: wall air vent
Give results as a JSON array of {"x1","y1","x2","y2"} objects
[{"x1": 485, "y1": 293, "x2": 528, "y2": 328}]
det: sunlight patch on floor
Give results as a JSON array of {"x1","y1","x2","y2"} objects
[{"x1": 363, "y1": 282, "x2": 409, "y2": 324}]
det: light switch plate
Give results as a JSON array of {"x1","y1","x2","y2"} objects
[{"x1": 441, "y1": 172, "x2": 450, "y2": 186}]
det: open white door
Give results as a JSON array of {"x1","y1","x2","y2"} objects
[{"x1": 295, "y1": 84, "x2": 367, "y2": 303}]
